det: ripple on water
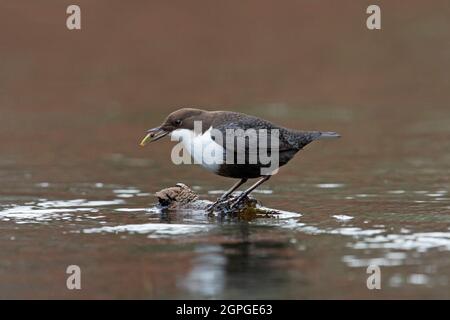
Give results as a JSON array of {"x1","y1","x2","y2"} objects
[
  {"x1": 0, "y1": 206, "x2": 85, "y2": 223},
  {"x1": 350, "y1": 232, "x2": 450, "y2": 252},
  {"x1": 38, "y1": 199, "x2": 124, "y2": 208},
  {"x1": 113, "y1": 188, "x2": 141, "y2": 198},
  {"x1": 280, "y1": 220, "x2": 385, "y2": 237},
  {"x1": 332, "y1": 215, "x2": 354, "y2": 221},
  {"x1": 387, "y1": 190, "x2": 406, "y2": 194},
  {"x1": 316, "y1": 183, "x2": 344, "y2": 189},
  {"x1": 114, "y1": 208, "x2": 156, "y2": 213},
  {"x1": 342, "y1": 253, "x2": 407, "y2": 268},
  {"x1": 389, "y1": 273, "x2": 436, "y2": 287},
  {"x1": 113, "y1": 189, "x2": 141, "y2": 194},
  {"x1": 0, "y1": 199, "x2": 124, "y2": 223},
  {"x1": 83, "y1": 223, "x2": 214, "y2": 238}
]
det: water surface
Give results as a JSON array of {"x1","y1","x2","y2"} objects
[{"x1": 1, "y1": 103, "x2": 449, "y2": 299}]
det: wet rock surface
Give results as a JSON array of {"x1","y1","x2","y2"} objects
[{"x1": 155, "y1": 183, "x2": 279, "y2": 219}]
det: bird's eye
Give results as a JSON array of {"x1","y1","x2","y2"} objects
[{"x1": 174, "y1": 119, "x2": 182, "y2": 126}]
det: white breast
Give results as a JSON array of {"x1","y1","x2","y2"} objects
[{"x1": 171, "y1": 127, "x2": 224, "y2": 173}]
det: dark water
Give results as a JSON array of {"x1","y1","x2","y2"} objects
[
  {"x1": 1, "y1": 104, "x2": 449, "y2": 299},
  {"x1": 1, "y1": 1, "x2": 450, "y2": 299}
]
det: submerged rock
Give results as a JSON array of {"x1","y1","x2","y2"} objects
[
  {"x1": 155, "y1": 183, "x2": 199, "y2": 209},
  {"x1": 155, "y1": 183, "x2": 280, "y2": 219}
]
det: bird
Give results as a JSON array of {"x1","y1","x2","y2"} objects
[{"x1": 140, "y1": 108, "x2": 340, "y2": 211}]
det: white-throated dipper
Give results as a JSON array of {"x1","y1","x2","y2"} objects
[{"x1": 140, "y1": 108, "x2": 340, "y2": 211}]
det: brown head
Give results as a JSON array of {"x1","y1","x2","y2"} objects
[{"x1": 140, "y1": 108, "x2": 208, "y2": 146}]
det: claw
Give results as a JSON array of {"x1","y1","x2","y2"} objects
[
  {"x1": 206, "y1": 193, "x2": 234, "y2": 213},
  {"x1": 229, "y1": 195, "x2": 245, "y2": 209},
  {"x1": 205, "y1": 200, "x2": 223, "y2": 213},
  {"x1": 205, "y1": 202, "x2": 217, "y2": 213}
]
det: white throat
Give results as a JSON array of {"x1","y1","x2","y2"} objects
[{"x1": 170, "y1": 127, "x2": 224, "y2": 172}]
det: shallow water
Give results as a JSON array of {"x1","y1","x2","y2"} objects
[
  {"x1": 1, "y1": 103, "x2": 449, "y2": 299},
  {"x1": 1, "y1": 1, "x2": 450, "y2": 299}
]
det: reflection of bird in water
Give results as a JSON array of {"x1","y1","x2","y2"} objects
[{"x1": 141, "y1": 108, "x2": 339, "y2": 212}]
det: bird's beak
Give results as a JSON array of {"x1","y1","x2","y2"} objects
[{"x1": 140, "y1": 127, "x2": 169, "y2": 146}]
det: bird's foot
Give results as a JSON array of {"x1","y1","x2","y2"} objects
[
  {"x1": 229, "y1": 195, "x2": 247, "y2": 210},
  {"x1": 211, "y1": 195, "x2": 244, "y2": 211},
  {"x1": 205, "y1": 202, "x2": 217, "y2": 214},
  {"x1": 206, "y1": 195, "x2": 243, "y2": 215},
  {"x1": 205, "y1": 199, "x2": 226, "y2": 213},
  {"x1": 206, "y1": 194, "x2": 255, "y2": 215},
  {"x1": 205, "y1": 195, "x2": 231, "y2": 213}
]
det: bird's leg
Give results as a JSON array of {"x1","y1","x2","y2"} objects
[
  {"x1": 230, "y1": 175, "x2": 271, "y2": 209},
  {"x1": 218, "y1": 178, "x2": 248, "y2": 202},
  {"x1": 206, "y1": 178, "x2": 247, "y2": 212}
]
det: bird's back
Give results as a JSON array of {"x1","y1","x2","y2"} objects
[
  {"x1": 210, "y1": 110, "x2": 328, "y2": 151},
  {"x1": 199, "y1": 111, "x2": 339, "y2": 178}
]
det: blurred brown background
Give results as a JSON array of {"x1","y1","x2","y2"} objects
[{"x1": 0, "y1": 0, "x2": 449, "y2": 172}]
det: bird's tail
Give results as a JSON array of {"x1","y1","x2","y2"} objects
[
  {"x1": 316, "y1": 131, "x2": 341, "y2": 140},
  {"x1": 292, "y1": 130, "x2": 340, "y2": 150}
]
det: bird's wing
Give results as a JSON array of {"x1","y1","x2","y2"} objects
[{"x1": 209, "y1": 112, "x2": 296, "y2": 156}]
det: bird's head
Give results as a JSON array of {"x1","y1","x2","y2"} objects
[{"x1": 140, "y1": 108, "x2": 207, "y2": 146}]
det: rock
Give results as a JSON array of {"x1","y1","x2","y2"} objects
[
  {"x1": 155, "y1": 183, "x2": 199, "y2": 209},
  {"x1": 155, "y1": 183, "x2": 280, "y2": 219}
]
